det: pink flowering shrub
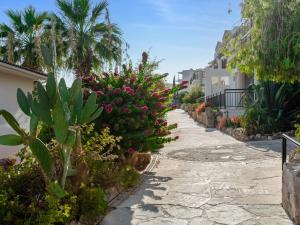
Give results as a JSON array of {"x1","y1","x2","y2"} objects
[{"x1": 82, "y1": 53, "x2": 185, "y2": 154}]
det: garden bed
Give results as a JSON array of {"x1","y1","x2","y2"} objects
[{"x1": 181, "y1": 103, "x2": 295, "y2": 142}]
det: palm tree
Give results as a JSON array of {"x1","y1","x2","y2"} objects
[
  {"x1": 56, "y1": 0, "x2": 123, "y2": 77},
  {"x1": 0, "y1": 6, "x2": 48, "y2": 71}
]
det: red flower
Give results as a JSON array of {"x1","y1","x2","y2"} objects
[
  {"x1": 141, "y1": 105, "x2": 149, "y2": 112},
  {"x1": 151, "y1": 111, "x2": 158, "y2": 117},
  {"x1": 121, "y1": 107, "x2": 130, "y2": 113},
  {"x1": 123, "y1": 86, "x2": 135, "y2": 96},
  {"x1": 152, "y1": 92, "x2": 160, "y2": 98},
  {"x1": 181, "y1": 80, "x2": 188, "y2": 85},
  {"x1": 163, "y1": 89, "x2": 171, "y2": 94},
  {"x1": 113, "y1": 88, "x2": 121, "y2": 95},
  {"x1": 155, "y1": 102, "x2": 164, "y2": 109},
  {"x1": 128, "y1": 148, "x2": 136, "y2": 154},
  {"x1": 105, "y1": 104, "x2": 113, "y2": 114},
  {"x1": 95, "y1": 90, "x2": 103, "y2": 96}
]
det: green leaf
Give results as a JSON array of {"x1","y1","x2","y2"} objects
[
  {"x1": 31, "y1": 99, "x2": 53, "y2": 125},
  {"x1": 87, "y1": 107, "x2": 103, "y2": 123},
  {"x1": 80, "y1": 92, "x2": 98, "y2": 124},
  {"x1": 59, "y1": 79, "x2": 69, "y2": 103},
  {"x1": 47, "y1": 181, "x2": 66, "y2": 198},
  {"x1": 17, "y1": 88, "x2": 30, "y2": 116},
  {"x1": 30, "y1": 114, "x2": 39, "y2": 135},
  {"x1": 64, "y1": 129, "x2": 76, "y2": 146},
  {"x1": 36, "y1": 82, "x2": 50, "y2": 107},
  {"x1": 46, "y1": 73, "x2": 57, "y2": 108},
  {"x1": 0, "y1": 110, "x2": 25, "y2": 136},
  {"x1": 29, "y1": 138, "x2": 53, "y2": 178},
  {"x1": 53, "y1": 97, "x2": 68, "y2": 144},
  {"x1": 69, "y1": 78, "x2": 82, "y2": 104},
  {"x1": 0, "y1": 134, "x2": 23, "y2": 146},
  {"x1": 71, "y1": 91, "x2": 83, "y2": 124}
]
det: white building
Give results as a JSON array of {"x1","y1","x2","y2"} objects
[
  {"x1": 0, "y1": 61, "x2": 47, "y2": 157},
  {"x1": 204, "y1": 28, "x2": 254, "y2": 115},
  {"x1": 178, "y1": 69, "x2": 194, "y2": 91}
]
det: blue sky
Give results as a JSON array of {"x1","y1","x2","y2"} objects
[{"x1": 0, "y1": 0, "x2": 241, "y2": 82}]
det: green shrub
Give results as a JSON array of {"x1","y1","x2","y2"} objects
[{"x1": 79, "y1": 186, "x2": 107, "y2": 222}]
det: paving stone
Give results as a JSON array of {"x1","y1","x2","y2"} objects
[
  {"x1": 189, "y1": 217, "x2": 214, "y2": 225},
  {"x1": 162, "y1": 205, "x2": 203, "y2": 219},
  {"x1": 101, "y1": 110, "x2": 293, "y2": 225},
  {"x1": 140, "y1": 217, "x2": 188, "y2": 225},
  {"x1": 206, "y1": 204, "x2": 253, "y2": 225}
]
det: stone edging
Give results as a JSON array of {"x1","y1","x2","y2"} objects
[{"x1": 107, "y1": 153, "x2": 160, "y2": 208}]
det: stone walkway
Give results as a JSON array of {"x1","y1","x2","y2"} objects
[{"x1": 102, "y1": 109, "x2": 294, "y2": 225}]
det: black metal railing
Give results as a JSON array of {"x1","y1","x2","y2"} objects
[
  {"x1": 282, "y1": 134, "x2": 300, "y2": 170},
  {"x1": 206, "y1": 88, "x2": 253, "y2": 109}
]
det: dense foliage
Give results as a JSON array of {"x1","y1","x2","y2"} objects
[
  {"x1": 182, "y1": 83, "x2": 204, "y2": 104},
  {"x1": 241, "y1": 82, "x2": 300, "y2": 134},
  {"x1": 0, "y1": 53, "x2": 181, "y2": 224},
  {"x1": 81, "y1": 53, "x2": 184, "y2": 154},
  {"x1": 223, "y1": 0, "x2": 300, "y2": 82}
]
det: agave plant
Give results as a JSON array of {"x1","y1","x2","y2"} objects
[{"x1": 0, "y1": 74, "x2": 102, "y2": 192}]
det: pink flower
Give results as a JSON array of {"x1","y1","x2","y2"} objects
[
  {"x1": 105, "y1": 104, "x2": 113, "y2": 114},
  {"x1": 159, "y1": 97, "x2": 167, "y2": 101},
  {"x1": 121, "y1": 107, "x2": 130, "y2": 113},
  {"x1": 128, "y1": 148, "x2": 136, "y2": 154},
  {"x1": 95, "y1": 90, "x2": 103, "y2": 96},
  {"x1": 155, "y1": 102, "x2": 165, "y2": 109},
  {"x1": 151, "y1": 92, "x2": 160, "y2": 98},
  {"x1": 163, "y1": 89, "x2": 171, "y2": 94},
  {"x1": 181, "y1": 80, "x2": 188, "y2": 85},
  {"x1": 113, "y1": 88, "x2": 121, "y2": 95},
  {"x1": 141, "y1": 105, "x2": 149, "y2": 112},
  {"x1": 123, "y1": 86, "x2": 135, "y2": 96}
]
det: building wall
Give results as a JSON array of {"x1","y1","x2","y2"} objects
[
  {"x1": 0, "y1": 71, "x2": 37, "y2": 158},
  {"x1": 179, "y1": 69, "x2": 194, "y2": 91}
]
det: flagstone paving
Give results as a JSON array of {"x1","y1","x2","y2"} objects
[{"x1": 102, "y1": 109, "x2": 294, "y2": 225}]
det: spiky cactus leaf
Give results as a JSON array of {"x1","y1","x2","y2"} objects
[
  {"x1": 53, "y1": 97, "x2": 68, "y2": 144},
  {"x1": 70, "y1": 91, "x2": 83, "y2": 124},
  {"x1": 46, "y1": 73, "x2": 57, "y2": 108},
  {"x1": 29, "y1": 138, "x2": 53, "y2": 178},
  {"x1": 47, "y1": 181, "x2": 66, "y2": 198},
  {"x1": 36, "y1": 82, "x2": 50, "y2": 107},
  {"x1": 17, "y1": 88, "x2": 30, "y2": 116},
  {"x1": 69, "y1": 78, "x2": 82, "y2": 104},
  {"x1": 0, "y1": 134, "x2": 23, "y2": 146},
  {"x1": 31, "y1": 99, "x2": 53, "y2": 126},
  {"x1": 64, "y1": 129, "x2": 76, "y2": 146},
  {"x1": 86, "y1": 107, "x2": 103, "y2": 124},
  {"x1": 59, "y1": 79, "x2": 69, "y2": 103},
  {"x1": 30, "y1": 114, "x2": 39, "y2": 136},
  {"x1": 79, "y1": 92, "x2": 98, "y2": 124},
  {"x1": 0, "y1": 110, "x2": 25, "y2": 136}
]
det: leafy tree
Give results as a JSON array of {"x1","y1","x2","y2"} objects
[
  {"x1": 56, "y1": 0, "x2": 123, "y2": 77},
  {"x1": 258, "y1": 0, "x2": 300, "y2": 82},
  {"x1": 0, "y1": 6, "x2": 48, "y2": 71},
  {"x1": 223, "y1": 0, "x2": 300, "y2": 83}
]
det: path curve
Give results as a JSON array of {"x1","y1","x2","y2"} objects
[{"x1": 102, "y1": 109, "x2": 293, "y2": 225}]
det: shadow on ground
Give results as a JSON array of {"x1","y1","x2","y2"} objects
[{"x1": 102, "y1": 172, "x2": 172, "y2": 225}]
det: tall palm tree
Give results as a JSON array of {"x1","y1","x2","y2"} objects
[
  {"x1": 0, "y1": 6, "x2": 48, "y2": 71},
  {"x1": 56, "y1": 0, "x2": 123, "y2": 77}
]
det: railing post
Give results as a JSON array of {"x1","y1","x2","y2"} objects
[
  {"x1": 282, "y1": 137, "x2": 287, "y2": 170},
  {"x1": 224, "y1": 90, "x2": 227, "y2": 109}
]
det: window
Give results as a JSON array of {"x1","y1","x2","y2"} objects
[{"x1": 221, "y1": 59, "x2": 227, "y2": 69}]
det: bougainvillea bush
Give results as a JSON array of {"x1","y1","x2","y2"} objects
[{"x1": 82, "y1": 53, "x2": 185, "y2": 155}]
